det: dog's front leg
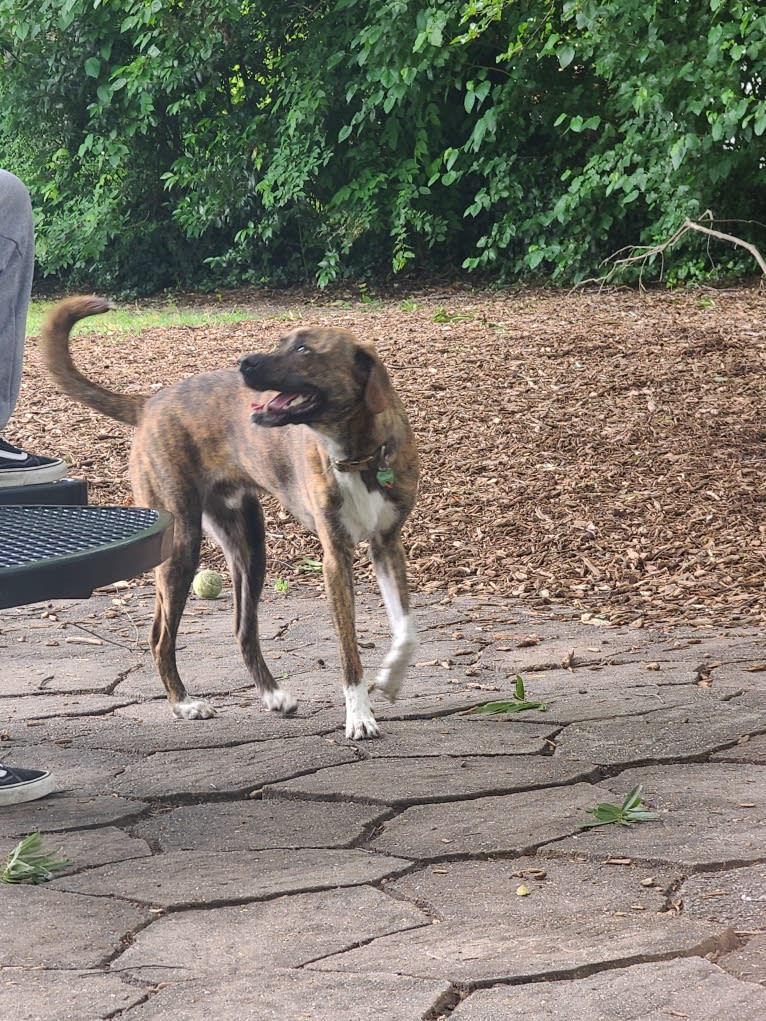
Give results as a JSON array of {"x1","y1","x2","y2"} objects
[
  {"x1": 321, "y1": 538, "x2": 380, "y2": 739},
  {"x1": 369, "y1": 532, "x2": 418, "y2": 702}
]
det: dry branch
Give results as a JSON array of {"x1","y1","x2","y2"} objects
[{"x1": 582, "y1": 212, "x2": 766, "y2": 289}]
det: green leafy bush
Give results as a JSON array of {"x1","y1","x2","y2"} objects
[{"x1": 0, "y1": 0, "x2": 763, "y2": 292}]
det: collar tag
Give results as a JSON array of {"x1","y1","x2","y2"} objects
[
  {"x1": 375, "y1": 445, "x2": 395, "y2": 489},
  {"x1": 376, "y1": 466, "x2": 395, "y2": 488}
]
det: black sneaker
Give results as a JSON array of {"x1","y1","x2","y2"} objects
[
  {"x1": 0, "y1": 438, "x2": 67, "y2": 487},
  {"x1": 0, "y1": 764, "x2": 54, "y2": 806}
]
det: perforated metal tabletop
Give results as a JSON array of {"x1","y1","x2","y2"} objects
[{"x1": 0, "y1": 505, "x2": 174, "y2": 609}]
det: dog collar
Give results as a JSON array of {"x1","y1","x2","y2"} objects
[{"x1": 334, "y1": 444, "x2": 395, "y2": 489}]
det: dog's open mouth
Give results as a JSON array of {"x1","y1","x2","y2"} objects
[{"x1": 250, "y1": 389, "x2": 323, "y2": 426}]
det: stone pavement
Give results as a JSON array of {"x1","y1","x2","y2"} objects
[{"x1": 0, "y1": 582, "x2": 765, "y2": 1019}]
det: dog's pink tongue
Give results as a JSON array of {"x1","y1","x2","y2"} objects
[
  {"x1": 267, "y1": 392, "x2": 301, "y2": 411},
  {"x1": 251, "y1": 389, "x2": 278, "y2": 411}
]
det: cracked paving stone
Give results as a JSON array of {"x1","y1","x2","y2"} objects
[
  {"x1": 40, "y1": 826, "x2": 151, "y2": 875},
  {"x1": 705, "y1": 688, "x2": 766, "y2": 715},
  {"x1": 264, "y1": 755, "x2": 599, "y2": 806},
  {"x1": 52, "y1": 847, "x2": 412, "y2": 908},
  {"x1": 132, "y1": 798, "x2": 386, "y2": 852},
  {"x1": 115, "y1": 652, "x2": 260, "y2": 699},
  {"x1": 339, "y1": 717, "x2": 558, "y2": 757},
  {"x1": 3, "y1": 586, "x2": 766, "y2": 1019},
  {"x1": 114, "y1": 651, "x2": 346, "y2": 704},
  {"x1": 0, "y1": 794, "x2": 149, "y2": 838},
  {"x1": 110, "y1": 696, "x2": 336, "y2": 726},
  {"x1": 505, "y1": 670, "x2": 708, "y2": 721},
  {"x1": 388, "y1": 857, "x2": 677, "y2": 920},
  {"x1": 370, "y1": 691, "x2": 497, "y2": 720},
  {"x1": 1, "y1": 887, "x2": 151, "y2": 969},
  {"x1": 369, "y1": 783, "x2": 602, "y2": 859},
  {"x1": 120, "y1": 969, "x2": 452, "y2": 1021},
  {"x1": 111, "y1": 735, "x2": 358, "y2": 799},
  {"x1": 0, "y1": 693, "x2": 137, "y2": 721},
  {"x1": 548, "y1": 763, "x2": 766, "y2": 869},
  {"x1": 651, "y1": 635, "x2": 766, "y2": 669},
  {"x1": 0, "y1": 742, "x2": 139, "y2": 796},
  {"x1": 554, "y1": 698, "x2": 766, "y2": 765},
  {"x1": 447, "y1": 957, "x2": 766, "y2": 1019},
  {"x1": 481, "y1": 664, "x2": 698, "y2": 708},
  {"x1": 413, "y1": 637, "x2": 477, "y2": 663},
  {"x1": 719, "y1": 934, "x2": 766, "y2": 987},
  {"x1": 683, "y1": 864, "x2": 766, "y2": 931},
  {"x1": 0, "y1": 971, "x2": 147, "y2": 1021},
  {"x1": 0, "y1": 650, "x2": 137, "y2": 694},
  {"x1": 113, "y1": 886, "x2": 430, "y2": 980},
  {"x1": 307, "y1": 915, "x2": 737, "y2": 986},
  {"x1": 713, "y1": 732, "x2": 766, "y2": 764},
  {"x1": 17, "y1": 701, "x2": 343, "y2": 752}
]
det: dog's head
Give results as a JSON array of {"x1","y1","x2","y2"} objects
[{"x1": 238, "y1": 328, "x2": 394, "y2": 428}]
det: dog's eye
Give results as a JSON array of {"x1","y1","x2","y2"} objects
[{"x1": 294, "y1": 343, "x2": 311, "y2": 355}]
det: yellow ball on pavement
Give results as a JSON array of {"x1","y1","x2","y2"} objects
[{"x1": 192, "y1": 569, "x2": 223, "y2": 599}]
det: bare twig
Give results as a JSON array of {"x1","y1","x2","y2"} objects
[
  {"x1": 578, "y1": 211, "x2": 766, "y2": 290},
  {"x1": 683, "y1": 218, "x2": 766, "y2": 276}
]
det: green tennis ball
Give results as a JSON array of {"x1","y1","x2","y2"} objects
[{"x1": 192, "y1": 569, "x2": 223, "y2": 599}]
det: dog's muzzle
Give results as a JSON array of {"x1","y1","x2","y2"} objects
[{"x1": 238, "y1": 353, "x2": 324, "y2": 426}]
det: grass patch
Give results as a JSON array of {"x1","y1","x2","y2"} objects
[{"x1": 26, "y1": 299, "x2": 262, "y2": 339}]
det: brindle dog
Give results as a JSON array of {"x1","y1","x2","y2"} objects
[{"x1": 41, "y1": 296, "x2": 419, "y2": 738}]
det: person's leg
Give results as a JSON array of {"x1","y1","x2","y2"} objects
[
  {"x1": 0, "y1": 169, "x2": 66, "y2": 485},
  {"x1": 0, "y1": 174, "x2": 58, "y2": 804},
  {"x1": 0, "y1": 169, "x2": 34, "y2": 430}
]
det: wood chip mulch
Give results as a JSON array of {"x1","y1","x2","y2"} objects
[{"x1": 11, "y1": 284, "x2": 766, "y2": 628}]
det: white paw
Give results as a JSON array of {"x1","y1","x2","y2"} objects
[
  {"x1": 263, "y1": 689, "x2": 298, "y2": 715},
  {"x1": 346, "y1": 712, "x2": 381, "y2": 740},
  {"x1": 344, "y1": 684, "x2": 381, "y2": 740},
  {"x1": 372, "y1": 659, "x2": 405, "y2": 702},
  {"x1": 372, "y1": 627, "x2": 417, "y2": 703},
  {"x1": 173, "y1": 698, "x2": 217, "y2": 720}
]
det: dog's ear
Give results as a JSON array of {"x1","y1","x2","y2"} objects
[{"x1": 356, "y1": 345, "x2": 394, "y2": 414}]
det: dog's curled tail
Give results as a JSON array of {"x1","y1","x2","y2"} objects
[{"x1": 40, "y1": 295, "x2": 147, "y2": 427}]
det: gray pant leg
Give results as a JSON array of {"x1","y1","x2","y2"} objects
[{"x1": 0, "y1": 170, "x2": 35, "y2": 431}]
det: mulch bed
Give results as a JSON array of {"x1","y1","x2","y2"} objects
[{"x1": 11, "y1": 284, "x2": 766, "y2": 628}]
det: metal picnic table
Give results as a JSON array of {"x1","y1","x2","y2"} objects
[{"x1": 0, "y1": 481, "x2": 173, "y2": 609}]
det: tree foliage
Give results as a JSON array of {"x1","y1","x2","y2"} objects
[{"x1": 0, "y1": 0, "x2": 764, "y2": 293}]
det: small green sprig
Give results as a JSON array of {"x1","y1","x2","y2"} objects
[
  {"x1": 469, "y1": 674, "x2": 548, "y2": 715},
  {"x1": 1, "y1": 833, "x2": 69, "y2": 885},
  {"x1": 299, "y1": 556, "x2": 323, "y2": 573},
  {"x1": 579, "y1": 785, "x2": 660, "y2": 829}
]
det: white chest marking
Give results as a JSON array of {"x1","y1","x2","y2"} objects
[{"x1": 336, "y1": 472, "x2": 398, "y2": 543}]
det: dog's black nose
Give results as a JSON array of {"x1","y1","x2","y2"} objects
[{"x1": 238, "y1": 353, "x2": 266, "y2": 379}]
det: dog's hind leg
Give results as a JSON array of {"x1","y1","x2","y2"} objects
[
  {"x1": 369, "y1": 532, "x2": 418, "y2": 703},
  {"x1": 204, "y1": 481, "x2": 297, "y2": 716},
  {"x1": 151, "y1": 515, "x2": 218, "y2": 719}
]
